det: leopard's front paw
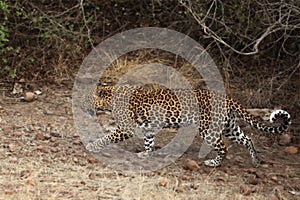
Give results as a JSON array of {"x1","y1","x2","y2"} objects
[
  {"x1": 137, "y1": 151, "x2": 151, "y2": 158},
  {"x1": 204, "y1": 159, "x2": 221, "y2": 167},
  {"x1": 252, "y1": 158, "x2": 261, "y2": 168},
  {"x1": 86, "y1": 142, "x2": 101, "y2": 153}
]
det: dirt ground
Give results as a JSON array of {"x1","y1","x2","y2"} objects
[{"x1": 0, "y1": 75, "x2": 299, "y2": 200}]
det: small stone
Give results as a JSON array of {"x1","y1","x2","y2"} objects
[
  {"x1": 73, "y1": 157, "x2": 79, "y2": 163},
  {"x1": 50, "y1": 131, "x2": 61, "y2": 137},
  {"x1": 247, "y1": 178, "x2": 259, "y2": 185},
  {"x1": 279, "y1": 134, "x2": 291, "y2": 146},
  {"x1": 180, "y1": 175, "x2": 189, "y2": 180},
  {"x1": 146, "y1": 172, "x2": 156, "y2": 177},
  {"x1": 261, "y1": 164, "x2": 269, "y2": 168},
  {"x1": 44, "y1": 134, "x2": 51, "y2": 140},
  {"x1": 43, "y1": 110, "x2": 54, "y2": 115},
  {"x1": 88, "y1": 156, "x2": 98, "y2": 163},
  {"x1": 89, "y1": 172, "x2": 97, "y2": 180},
  {"x1": 158, "y1": 179, "x2": 167, "y2": 187},
  {"x1": 37, "y1": 145, "x2": 44, "y2": 151},
  {"x1": 50, "y1": 137, "x2": 57, "y2": 142},
  {"x1": 14, "y1": 132, "x2": 22, "y2": 137},
  {"x1": 73, "y1": 140, "x2": 81, "y2": 145},
  {"x1": 271, "y1": 176, "x2": 278, "y2": 181},
  {"x1": 247, "y1": 168, "x2": 257, "y2": 173},
  {"x1": 185, "y1": 160, "x2": 200, "y2": 171},
  {"x1": 24, "y1": 92, "x2": 35, "y2": 102},
  {"x1": 284, "y1": 146, "x2": 298, "y2": 155},
  {"x1": 255, "y1": 171, "x2": 265, "y2": 179},
  {"x1": 5, "y1": 190, "x2": 13, "y2": 195},
  {"x1": 35, "y1": 133, "x2": 45, "y2": 140},
  {"x1": 61, "y1": 157, "x2": 67, "y2": 161}
]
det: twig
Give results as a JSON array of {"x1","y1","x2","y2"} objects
[{"x1": 179, "y1": 0, "x2": 299, "y2": 56}]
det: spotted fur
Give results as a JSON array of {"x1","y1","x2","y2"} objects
[{"x1": 84, "y1": 85, "x2": 291, "y2": 167}]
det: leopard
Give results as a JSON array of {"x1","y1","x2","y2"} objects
[{"x1": 83, "y1": 85, "x2": 291, "y2": 167}]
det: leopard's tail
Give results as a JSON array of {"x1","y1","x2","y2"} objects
[{"x1": 234, "y1": 105, "x2": 291, "y2": 134}]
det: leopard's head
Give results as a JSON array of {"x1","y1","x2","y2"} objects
[
  {"x1": 81, "y1": 85, "x2": 114, "y2": 116},
  {"x1": 93, "y1": 85, "x2": 114, "y2": 111}
]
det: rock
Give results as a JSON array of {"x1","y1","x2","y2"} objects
[
  {"x1": 89, "y1": 172, "x2": 97, "y2": 180},
  {"x1": 185, "y1": 160, "x2": 200, "y2": 171},
  {"x1": 44, "y1": 134, "x2": 51, "y2": 140},
  {"x1": 14, "y1": 132, "x2": 22, "y2": 137},
  {"x1": 73, "y1": 157, "x2": 79, "y2": 163},
  {"x1": 50, "y1": 131, "x2": 61, "y2": 137},
  {"x1": 73, "y1": 140, "x2": 81, "y2": 145},
  {"x1": 158, "y1": 179, "x2": 167, "y2": 187},
  {"x1": 37, "y1": 145, "x2": 44, "y2": 151},
  {"x1": 279, "y1": 134, "x2": 291, "y2": 146},
  {"x1": 247, "y1": 178, "x2": 259, "y2": 185},
  {"x1": 88, "y1": 156, "x2": 98, "y2": 163},
  {"x1": 50, "y1": 137, "x2": 57, "y2": 142},
  {"x1": 271, "y1": 176, "x2": 278, "y2": 181},
  {"x1": 24, "y1": 92, "x2": 35, "y2": 101},
  {"x1": 284, "y1": 146, "x2": 298, "y2": 155},
  {"x1": 5, "y1": 190, "x2": 13, "y2": 195},
  {"x1": 180, "y1": 175, "x2": 189, "y2": 180},
  {"x1": 255, "y1": 171, "x2": 265, "y2": 179},
  {"x1": 35, "y1": 133, "x2": 45, "y2": 140},
  {"x1": 261, "y1": 164, "x2": 269, "y2": 168}
]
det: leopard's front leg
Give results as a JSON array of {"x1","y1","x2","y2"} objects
[
  {"x1": 86, "y1": 127, "x2": 133, "y2": 152},
  {"x1": 137, "y1": 131, "x2": 155, "y2": 158}
]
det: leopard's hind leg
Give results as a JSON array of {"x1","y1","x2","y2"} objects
[
  {"x1": 201, "y1": 129, "x2": 228, "y2": 167},
  {"x1": 223, "y1": 111, "x2": 260, "y2": 167}
]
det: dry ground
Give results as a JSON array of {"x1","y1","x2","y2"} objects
[
  {"x1": 0, "y1": 79, "x2": 299, "y2": 200},
  {"x1": 1, "y1": 51, "x2": 300, "y2": 200}
]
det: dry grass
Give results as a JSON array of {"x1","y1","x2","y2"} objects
[{"x1": 0, "y1": 155, "x2": 270, "y2": 200}]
